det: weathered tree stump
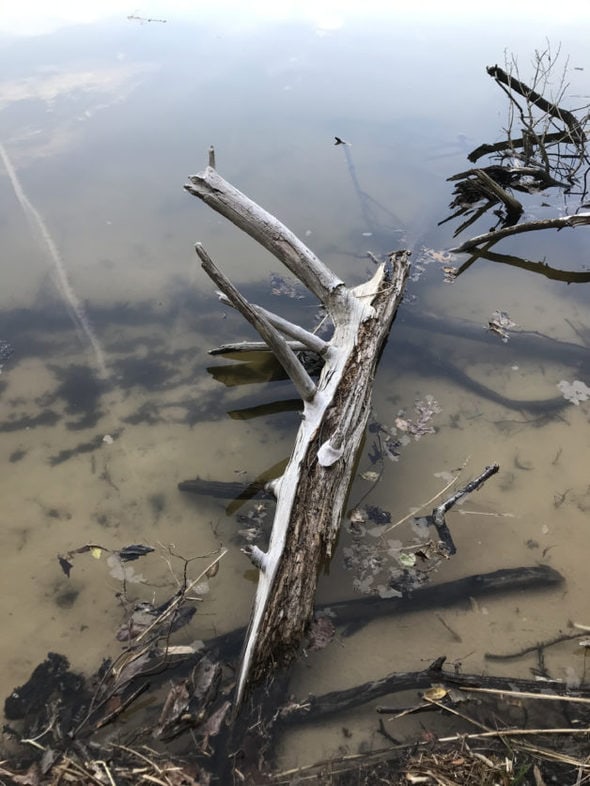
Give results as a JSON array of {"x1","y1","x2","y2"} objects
[{"x1": 185, "y1": 149, "x2": 410, "y2": 705}]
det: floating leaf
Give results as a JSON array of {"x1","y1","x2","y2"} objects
[
  {"x1": 442, "y1": 265, "x2": 457, "y2": 283},
  {"x1": 365, "y1": 505, "x2": 391, "y2": 524},
  {"x1": 360, "y1": 470, "x2": 380, "y2": 482},
  {"x1": 399, "y1": 552, "x2": 417, "y2": 567},
  {"x1": 423, "y1": 686, "x2": 448, "y2": 701},
  {"x1": 269, "y1": 272, "x2": 305, "y2": 299},
  {"x1": 308, "y1": 615, "x2": 336, "y2": 651},
  {"x1": 91, "y1": 547, "x2": 103, "y2": 559},
  {"x1": 558, "y1": 379, "x2": 590, "y2": 405},
  {"x1": 350, "y1": 508, "x2": 368, "y2": 524},
  {"x1": 353, "y1": 576, "x2": 375, "y2": 594},
  {"x1": 488, "y1": 310, "x2": 517, "y2": 342},
  {"x1": 206, "y1": 561, "x2": 220, "y2": 578}
]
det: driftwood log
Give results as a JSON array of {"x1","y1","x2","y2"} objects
[{"x1": 185, "y1": 149, "x2": 410, "y2": 705}]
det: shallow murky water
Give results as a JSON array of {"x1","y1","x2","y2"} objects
[{"x1": 1, "y1": 6, "x2": 590, "y2": 774}]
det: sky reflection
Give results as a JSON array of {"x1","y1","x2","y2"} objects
[{"x1": 4, "y1": 0, "x2": 590, "y2": 37}]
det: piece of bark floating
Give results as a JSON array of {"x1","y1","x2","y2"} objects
[{"x1": 185, "y1": 153, "x2": 410, "y2": 706}]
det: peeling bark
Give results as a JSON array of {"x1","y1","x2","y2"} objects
[{"x1": 185, "y1": 156, "x2": 410, "y2": 706}]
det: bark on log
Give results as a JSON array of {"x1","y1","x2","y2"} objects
[{"x1": 185, "y1": 156, "x2": 410, "y2": 705}]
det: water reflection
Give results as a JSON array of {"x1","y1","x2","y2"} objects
[{"x1": 1, "y1": 9, "x2": 590, "y2": 778}]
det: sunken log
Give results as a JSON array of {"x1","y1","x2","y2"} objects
[
  {"x1": 199, "y1": 564, "x2": 563, "y2": 662},
  {"x1": 185, "y1": 151, "x2": 410, "y2": 705}
]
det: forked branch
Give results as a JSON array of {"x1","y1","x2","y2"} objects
[{"x1": 185, "y1": 152, "x2": 410, "y2": 708}]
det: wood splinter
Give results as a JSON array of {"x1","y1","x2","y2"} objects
[{"x1": 185, "y1": 149, "x2": 410, "y2": 707}]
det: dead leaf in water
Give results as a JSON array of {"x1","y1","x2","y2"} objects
[
  {"x1": 360, "y1": 470, "x2": 380, "y2": 482},
  {"x1": 57, "y1": 556, "x2": 74, "y2": 577},
  {"x1": 118, "y1": 544, "x2": 155, "y2": 562},
  {"x1": 488, "y1": 310, "x2": 517, "y2": 342},
  {"x1": 557, "y1": 379, "x2": 590, "y2": 405},
  {"x1": 423, "y1": 686, "x2": 448, "y2": 701},
  {"x1": 308, "y1": 615, "x2": 336, "y2": 651}
]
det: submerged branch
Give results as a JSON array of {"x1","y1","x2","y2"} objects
[
  {"x1": 196, "y1": 243, "x2": 317, "y2": 402},
  {"x1": 431, "y1": 464, "x2": 500, "y2": 554},
  {"x1": 249, "y1": 305, "x2": 328, "y2": 355},
  {"x1": 209, "y1": 340, "x2": 309, "y2": 355}
]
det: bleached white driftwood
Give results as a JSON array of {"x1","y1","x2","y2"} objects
[{"x1": 185, "y1": 156, "x2": 410, "y2": 707}]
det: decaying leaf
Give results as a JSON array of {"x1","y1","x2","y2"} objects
[
  {"x1": 558, "y1": 379, "x2": 590, "y2": 405},
  {"x1": 373, "y1": 397, "x2": 441, "y2": 466},
  {"x1": 442, "y1": 265, "x2": 457, "y2": 282},
  {"x1": 395, "y1": 417, "x2": 410, "y2": 432},
  {"x1": 201, "y1": 701, "x2": 231, "y2": 742},
  {"x1": 413, "y1": 247, "x2": 458, "y2": 285},
  {"x1": 365, "y1": 505, "x2": 391, "y2": 525},
  {"x1": 269, "y1": 272, "x2": 305, "y2": 299},
  {"x1": 410, "y1": 396, "x2": 442, "y2": 438},
  {"x1": 206, "y1": 561, "x2": 220, "y2": 578},
  {"x1": 193, "y1": 656, "x2": 222, "y2": 707},
  {"x1": 488, "y1": 309, "x2": 517, "y2": 342},
  {"x1": 350, "y1": 508, "x2": 368, "y2": 525},
  {"x1": 308, "y1": 615, "x2": 336, "y2": 651},
  {"x1": 155, "y1": 679, "x2": 192, "y2": 738},
  {"x1": 423, "y1": 686, "x2": 448, "y2": 701},
  {"x1": 58, "y1": 556, "x2": 74, "y2": 577},
  {"x1": 360, "y1": 470, "x2": 380, "y2": 482},
  {"x1": 399, "y1": 552, "x2": 417, "y2": 568},
  {"x1": 118, "y1": 544, "x2": 155, "y2": 562}
]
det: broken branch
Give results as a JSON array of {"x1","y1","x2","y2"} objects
[
  {"x1": 450, "y1": 212, "x2": 590, "y2": 253},
  {"x1": 196, "y1": 243, "x2": 317, "y2": 402},
  {"x1": 487, "y1": 64, "x2": 586, "y2": 144},
  {"x1": 185, "y1": 163, "x2": 344, "y2": 305}
]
